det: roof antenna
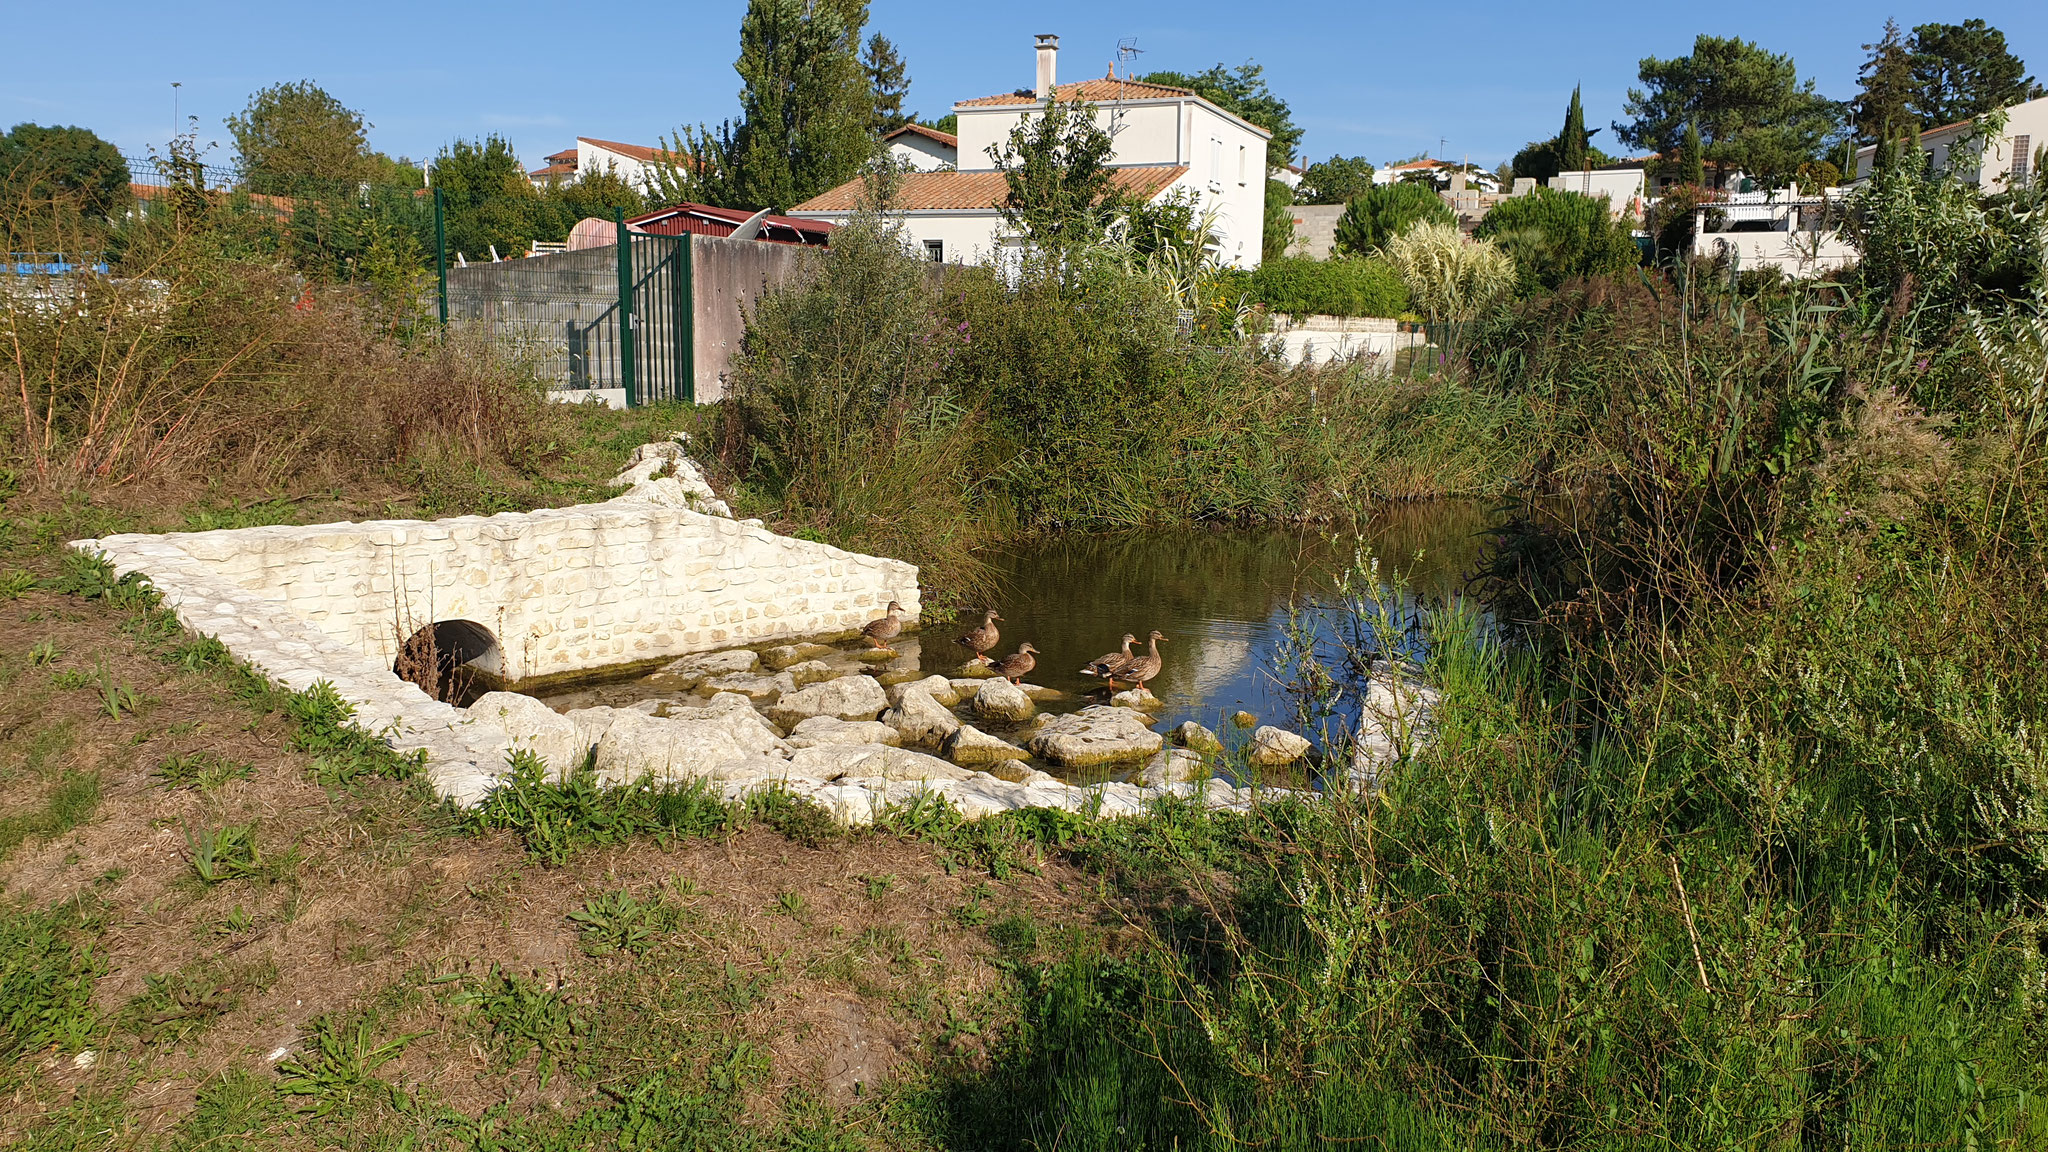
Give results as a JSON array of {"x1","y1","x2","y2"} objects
[{"x1": 1114, "y1": 38, "x2": 1143, "y2": 136}]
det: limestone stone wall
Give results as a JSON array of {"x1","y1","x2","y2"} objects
[{"x1": 149, "y1": 506, "x2": 917, "y2": 684}]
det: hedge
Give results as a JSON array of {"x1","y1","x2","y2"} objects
[{"x1": 1230, "y1": 257, "x2": 1410, "y2": 319}]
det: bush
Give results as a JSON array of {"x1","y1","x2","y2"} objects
[
  {"x1": 1246, "y1": 256, "x2": 1409, "y2": 318},
  {"x1": 1333, "y1": 182, "x2": 1456, "y2": 257},
  {"x1": 1472, "y1": 186, "x2": 1640, "y2": 293}
]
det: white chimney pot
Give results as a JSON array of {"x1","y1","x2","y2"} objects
[{"x1": 1035, "y1": 34, "x2": 1059, "y2": 99}]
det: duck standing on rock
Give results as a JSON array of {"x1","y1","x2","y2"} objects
[
  {"x1": 861, "y1": 600, "x2": 905, "y2": 652},
  {"x1": 1080, "y1": 633, "x2": 1138, "y2": 680},
  {"x1": 989, "y1": 642, "x2": 1039, "y2": 684},
  {"x1": 954, "y1": 609, "x2": 1002, "y2": 664},
  {"x1": 1117, "y1": 630, "x2": 1167, "y2": 693}
]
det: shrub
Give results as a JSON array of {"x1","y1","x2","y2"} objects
[
  {"x1": 1332, "y1": 182, "x2": 1456, "y2": 257},
  {"x1": 1247, "y1": 257, "x2": 1409, "y2": 318},
  {"x1": 1472, "y1": 186, "x2": 1640, "y2": 293},
  {"x1": 1381, "y1": 223, "x2": 1516, "y2": 333}
]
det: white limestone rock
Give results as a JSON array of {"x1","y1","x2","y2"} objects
[
  {"x1": 936, "y1": 775, "x2": 1034, "y2": 818},
  {"x1": 786, "y1": 716, "x2": 903, "y2": 749},
  {"x1": 700, "y1": 672, "x2": 784, "y2": 703},
  {"x1": 764, "y1": 674, "x2": 888, "y2": 728},
  {"x1": 565, "y1": 706, "x2": 625, "y2": 764},
  {"x1": 788, "y1": 744, "x2": 976, "y2": 783},
  {"x1": 660, "y1": 649, "x2": 759, "y2": 686},
  {"x1": 1351, "y1": 672, "x2": 1440, "y2": 784},
  {"x1": 1138, "y1": 747, "x2": 1208, "y2": 787},
  {"x1": 1017, "y1": 683, "x2": 1065, "y2": 701},
  {"x1": 972, "y1": 679, "x2": 1036, "y2": 722},
  {"x1": 468, "y1": 691, "x2": 582, "y2": 778},
  {"x1": 982, "y1": 761, "x2": 1061, "y2": 786},
  {"x1": 592, "y1": 709, "x2": 790, "y2": 786},
  {"x1": 1111, "y1": 688, "x2": 1162, "y2": 712},
  {"x1": 780, "y1": 659, "x2": 838, "y2": 687},
  {"x1": 882, "y1": 683, "x2": 961, "y2": 748},
  {"x1": 945, "y1": 724, "x2": 1031, "y2": 767},
  {"x1": 1027, "y1": 706, "x2": 1163, "y2": 768},
  {"x1": 889, "y1": 675, "x2": 959, "y2": 708},
  {"x1": 1247, "y1": 726, "x2": 1313, "y2": 766},
  {"x1": 1174, "y1": 720, "x2": 1223, "y2": 755},
  {"x1": 761, "y1": 643, "x2": 837, "y2": 671}
]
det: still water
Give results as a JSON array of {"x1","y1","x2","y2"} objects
[{"x1": 538, "y1": 501, "x2": 1497, "y2": 779}]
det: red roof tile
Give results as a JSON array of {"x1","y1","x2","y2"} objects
[
  {"x1": 790, "y1": 165, "x2": 1188, "y2": 213},
  {"x1": 577, "y1": 137, "x2": 681, "y2": 165},
  {"x1": 885, "y1": 123, "x2": 959, "y2": 149},
  {"x1": 955, "y1": 78, "x2": 1194, "y2": 108}
]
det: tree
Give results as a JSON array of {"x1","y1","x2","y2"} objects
[
  {"x1": 672, "y1": 0, "x2": 875, "y2": 211},
  {"x1": 1263, "y1": 179, "x2": 1294, "y2": 263},
  {"x1": 1297, "y1": 155, "x2": 1374, "y2": 205},
  {"x1": 988, "y1": 97, "x2": 1119, "y2": 249},
  {"x1": 1332, "y1": 182, "x2": 1455, "y2": 258},
  {"x1": 1472, "y1": 187, "x2": 1638, "y2": 293},
  {"x1": 226, "y1": 81, "x2": 372, "y2": 193},
  {"x1": 1854, "y1": 19, "x2": 1917, "y2": 143},
  {"x1": 1557, "y1": 85, "x2": 1591, "y2": 173},
  {"x1": 1615, "y1": 35, "x2": 1843, "y2": 188},
  {"x1": 864, "y1": 34, "x2": 913, "y2": 135},
  {"x1": 535, "y1": 164, "x2": 646, "y2": 242},
  {"x1": 0, "y1": 123, "x2": 131, "y2": 225},
  {"x1": 1512, "y1": 87, "x2": 1612, "y2": 183},
  {"x1": 1907, "y1": 20, "x2": 2045, "y2": 126},
  {"x1": 430, "y1": 136, "x2": 541, "y2": 260},
  {"x1": 1680, "y1": 119, "x2": 1705, "y2": 186},
  {"x1": 1139, "y1": 62, "x2": 1301, "y2": 171},
  {"x1": 921, "y1": 114, "x2": 957, "y2": 136}
]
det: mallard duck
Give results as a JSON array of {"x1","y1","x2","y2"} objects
[
  {"x1": 954, "y1": 609, "x2": 1002, "y2": 664},
  {"x1": 861, "y1": 600, "x2": 905, "y2": 651},
  {"x1": 1080, "y1": 633, "x2": 1138, "y2": 679},
  {"x1": 989, "y1": 642, "x2": 1039, "y2": 684},
  {"x1": 1116, "y1": 631, "x2": 1167, "y2": 692}
]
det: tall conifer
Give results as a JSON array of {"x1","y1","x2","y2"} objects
[{"x1": 1559, "y1": 86, "x2": 1589, "y2": 173}]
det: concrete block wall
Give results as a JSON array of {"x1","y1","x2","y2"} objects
[{"x1": 146, "y1": 505, "x2": 919, "y2": 684}]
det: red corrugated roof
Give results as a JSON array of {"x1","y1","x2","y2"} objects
[
  {"x1": 628, "y1": 201, "x2": 835, "y2": 238},
  {"x1": 790, "y1": 165, "x2": 1188, "y2": 213}
]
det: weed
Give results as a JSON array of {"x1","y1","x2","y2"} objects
[
  {"x1": 28, "y1": 640, "x2": 60, "y2": 666},
  {"x1": 186, "y1": 823, "x2": 262, "y2": 885},
  {"x1": 153, "y1": 751, "x2": 255, "y2": 791},
  {"x1": 49, "y1": 666, "x2": 95, "y2": 690},
  {"x1": 0, "y1": 772, "x2": 101, "y2": 862},
  {"x1": 285, "y1": 680, "x2": 420, "y2": 785},
  {"x1": 464, "y1": 755, "x2": 734, "y2": 866},
  {"x1": 567, "y1": 890, "x2": 666, "y2": 957},
  {"x1": 168, "y1": 1069, "x2": 285, "y2": 1151},
  {"x1": 123, "y1": 970, "x2": 236, "y2": 1045},
  {"x1": 95, "y1": 668, "x2": 145, "y2": 719},
  {"x1": 275, "y1": 1013, "x2": 420, "y2": 1116},
  {"x1": 455, "y1": 966, "x2": 581, "y2": 1083},
  {"x1": 0, "y1": 568, "x2": 35, "y2": 599},
  {"x1": 168, "y1": 635, "x2": 232, "y2": 672},
  {"x1": 0, "y1": 903, "x2": 102, "y2": 1062},
  {"x1": 718, "y1": 961, "x2": 771, "y2": 1013},
  {"x1": 987, "y1": 913, "x2": 1039, "y2": 955},
  {"x1": 215, "y1": 906, "x2": 256, "y2": 936},
  {"x1": 861, "y1": 873, "x2": 897, "y2": 900},
  {"x1": 774, "y1": 890, "x2": 810, "y2": 919},
  {"x1": 952, "y1": 887, "x2": 990, "y2": 928},
  {"x1": 745, "y1": 786, "x2": 840, "y2": 848}
]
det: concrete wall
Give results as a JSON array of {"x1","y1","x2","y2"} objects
[
  {"x1": 1267, "y1": 315, "x2": 1424, "y2": 370},
  {"x1": 1693, "y1": 229, "x2": 1858, "y2": 278},
  {"x1": 1285, "y1": 204, "x2": 1343, "y2": 260},
  {"x1": 888, "y1": 135, "x2": 957, "y2": 171},
  {"x1": 689, "y1": 234, "x2": 818, "y2": 403},
  {"x1": 148, "y1": 504, "x2": 919, "y2": 685}
]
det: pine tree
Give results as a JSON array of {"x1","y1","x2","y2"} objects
[
  {"x1": 1681, "y1": 119, "x2": 1705, "y2": 186},
  {"x1": 1853, "y1": 19, "x2": 1917, "y2": 144},
  {"x1": 670, "y1": 0, "x2": 876, "y2": 211},
  {"x1": 864, "y1": 34, "x2": 913, "y2": 135},
  {"x1": 1558, "y1": 85, "x2": 1589, "y2": 173}
]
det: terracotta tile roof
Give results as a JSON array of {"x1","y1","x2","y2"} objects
[
  {"x1": 528, "y1": 162, "x2": 577, "y2": 180},
  {"x1": 955, "y1": 77, "x2": 1194, "y2": 108},
  {"x1": 789, "y1": 164, "x2": 1188, "y2": 213},
  {"x1": 544, "y1": 147, "x2": 578, "y2": 163},
  {"x1": 577, "y1": 137, "x2": 680, "y2": 165},
  {"x1": 885, "y1": 123, "x2": 959, "y2": 149}
]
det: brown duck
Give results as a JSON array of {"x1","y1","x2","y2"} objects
[
  {"x1": 861, "y1": 600, "x2": 905, "y2": 651},
  {"x1": 1080, "y1": 633, "x2": 1138, "y2": 680},
  {"x1": 1116, "y1": 631, "x2": 1167, "y2": 692},
  {"x1": 989, "y1": 642, "x2": 1039, "y2": 684},
  {"x1": 954, "y1": 609, "x2": 1002, "y2": 664}
]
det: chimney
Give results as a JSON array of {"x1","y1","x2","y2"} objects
[{"x1": 1035, "y1": 34, "x2": 1059, "y2": 99}]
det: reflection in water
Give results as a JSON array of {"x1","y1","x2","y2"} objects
[{"x1": 978, "y1": 501, "x2": 1495, "y2": 747}]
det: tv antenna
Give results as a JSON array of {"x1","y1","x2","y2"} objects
[{"x1": 1111, "y1": 38, "x2": 1143, "y2": 137}]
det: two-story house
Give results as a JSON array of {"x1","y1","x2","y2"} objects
[{"x1": 789, "y1": 34, "x2": 1272, "y2": 268}]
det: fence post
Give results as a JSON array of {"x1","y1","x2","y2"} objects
[
  {"x1": 616, "y1": 207, "x2": 636, "y2": 409},
  {"x1": 678, "y1": 235, "x2": 695, "y2": 403},
  {"x1": 433, "y1": 187, "x2": 448, "y2": 326}
]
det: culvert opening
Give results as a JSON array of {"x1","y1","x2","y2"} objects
[{"x1": 395, "y1": 619, "x2": 501, "y2": 704}]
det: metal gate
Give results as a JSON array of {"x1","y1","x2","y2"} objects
[{"x1": 441, "y1": 222, "x2": 694, "y2": 406}]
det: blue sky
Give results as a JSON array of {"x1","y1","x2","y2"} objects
[{"x1": 5, "y1": 1, "x2": 2044, "y2": 173}]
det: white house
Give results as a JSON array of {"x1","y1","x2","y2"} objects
[
  {"x1": 1691, "y1": 190, "x2": 1858, "y2": 278},
  {"x1": 883, "y1": 124, "x2": 959, "y2": 171},
  {"x1": 1851, "y1": 93, "x2": 2048, "y2": 191},
  {"x1": 1548, "y1": 163, "x2": 1647, "y2": 219},
  {"x1": 527, "y1": 137, "x2": 682, "y2": 194},
  {"x1": 789, "y1": 34, "x2": 1273, "y2": 269}
]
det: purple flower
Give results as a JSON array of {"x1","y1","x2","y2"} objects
[
  {"x1": 1915, "y1": 358, "x2": 1929, "y2": 370},
  {"x1": 957, "y1": 321, "x2": 969, "y2": 333}
]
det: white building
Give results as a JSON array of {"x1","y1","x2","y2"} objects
[
  {"x1": 1548, "y1": 163, "x2": 1647, "y2": 219},
  {"x1": 883, "y1": 124, "x2": 960, "y2": 171},
  {"x1": 527, "y1": 137, "x2": 682, "y2": 194},
  {"x1": 1691, "y1": 191, "x2": 1858, "y2": 278},
  {"x1": 1851, "y1": 93, "x2": 2048, "y2": 191},
  {"x1": 790, "y1": 34, "x2": 1273, "y2": 269}
]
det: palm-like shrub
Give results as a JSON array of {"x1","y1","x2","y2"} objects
[{"x1": 1332, "y1": 182, "x2": 1456, "y2": 257}]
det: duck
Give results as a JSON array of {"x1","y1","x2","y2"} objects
[
  {"x1": 989, "y1": 642, "x2": 1039, "y2": 684},
  {"x1": 861, "y1": 600, "x2": 905, "y2": 651},
  {"x1": 1080, "y1": 633, "x2": 1138, "y2": 680},
  {"x1": 1116, "y1": 631, "x2": 1167, "y2": 692},
  {"x1": 954, "y1": 609, "x2": 1002, "y2": 664}
]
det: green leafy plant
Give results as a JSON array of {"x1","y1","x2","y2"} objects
[
  {"x1": 28, "y1": 640, "x2": 60, "y2": 666},
  {"x1": 464, "y1": 755, "x2": 735, "y2": 866},
  {"x1": 153, "y1": 752, "x2": 254, "y2": 791},
  {"x1": 49, "y1": 666, "x2": 95, "y2": 689},
  {"x1": 285, "y1": 680, "x2": 420, "y2": 785},
  {"x1": 0, "y1": 569, "x2": 34, "y2": 599},
  {"x1": 95, "y1": 669, "x2": 144, "y2": 719},
  {"x1": 566, "y1": 890, "x2": 665, "y2": 957},
  {"x1": 860, "y1": 874, "x2": 896, "y2": 901},
  {"x1": 1245, "y1": 256, "x2": 1410, "y2": 318},
  {"x1": 185, "y1": 823, "x2": 262, "y2": 885},
  {"x1": 773, "y1": 890, "x2": 809, "y2": 919},
  {"x1": 0, "y1": 904, "x2": 102, "y2": 1060},
  {"x1": 123, "y1": 970, "x2": 235, "y2": 1045},
  {"x1": 275, "y1": 1014, "x2": 420, "y2": 1116},
  {"x1": 454, "y1": 966, "x2": 581, "y2": 1084},
  {"x1": 1333, "y1": 181, "x2": 1457, "y2": 257}
]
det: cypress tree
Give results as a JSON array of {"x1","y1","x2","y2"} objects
[
  {"x1": 1559, "y1": 86, "x2": 1588, "y2": 173},
  {"x1": 1681, "y1": 119, "x2": 1705, "y2": 186}
]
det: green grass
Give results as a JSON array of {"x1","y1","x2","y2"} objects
[
  {"x1": 0, "y1": 903, "x2": 103, "y2": 1066},
  {"x1": 0, "y1": 771, "x2": 100, "y2": 863}
]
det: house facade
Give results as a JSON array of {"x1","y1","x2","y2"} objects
[
  {"x1": 527, "y1": 137, "x2": 681, "y2": 193},
  {"x1": 789, "y1": 34, "x2": 1272, "y2": 269},
  {"x1": 1851, "y1": 94, "x2": 2048, "y2": 191},
  {"x1": 884, "y1": 124, "x2": 960, "y2": 171},
  {"x1": 1548, "y1": 164, "x2": 1647, "y2": 218}
]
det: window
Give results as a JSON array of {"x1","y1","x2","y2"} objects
[
  {"x1": 1238, "y1": 144, "x2": 1247, "y2": 185},
  {"x1": 1210, "y1": 138, "x2": 1222, "y2": 189},
  {"x1": 2014, "y1": 135, "x2": 2033, "y2": 188},
  {"x1": 923, "y1": 238, "x2": 943, "y2": 263}
]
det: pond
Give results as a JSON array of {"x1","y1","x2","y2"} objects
[{"x1": 534, "y1": 500, "x2": 1498, "y2": 782}]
